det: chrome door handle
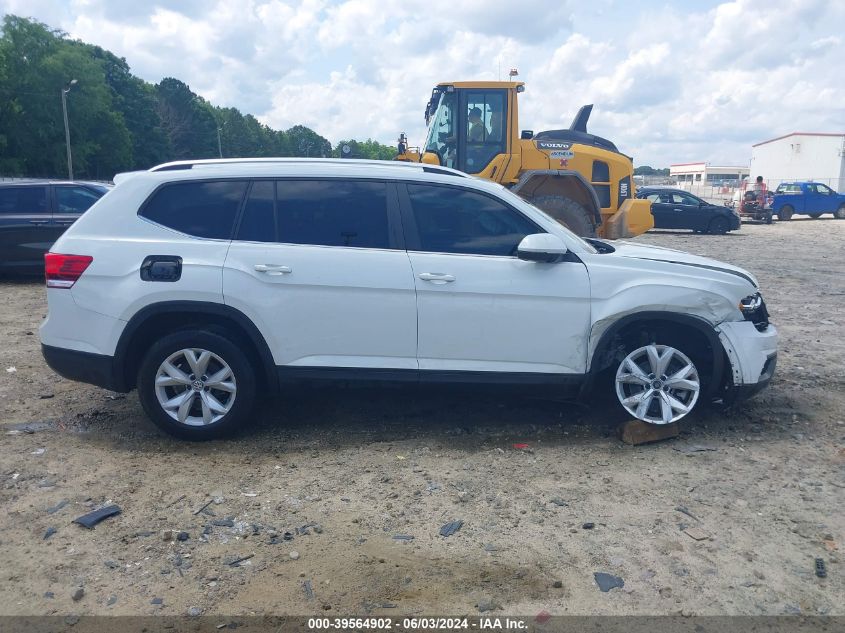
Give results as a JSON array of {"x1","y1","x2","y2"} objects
[
  {"x1": 254, "y1": 264, "x2": 292, "y2": 275},
  {"x1": 418, "y1": 272, "x2": 455, "y2": 283}
]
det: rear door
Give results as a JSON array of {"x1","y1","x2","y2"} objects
[
  {"x1": 53, "y1": 184, "x2": 103, "y2": 232},
  {"x1": 400, "y1": 182, "x2": 591, "y2": 376},
  {"x1": 223, "y1": 179, "x2": 418, "y2": 373},
  {"x1": 0, "y1": 185, "x2": 52, "y2": 268},
  {"x1": 644, "y1": 192, "x2": 673, "y2": 228}
]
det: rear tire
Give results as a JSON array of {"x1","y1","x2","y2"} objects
[
  {"x1": 778, "y1": 205, "x2": 793, "y2": 221},
  {"x1": 137, "y1": 330, "x2": 257, "y2": 440},
  {"x1": 708, "y1": 216, "x2": 730, "y2": 234},
  {"x1": 532, "y1": 196, "x2": 597, "y2": 237},
  {"x1": 835, "y1": 205, "x2": 845, "y2": 219}
]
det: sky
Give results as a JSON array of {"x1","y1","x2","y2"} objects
[{"x1": 2, "y1": 0, "x2": 844, "y2": 167}]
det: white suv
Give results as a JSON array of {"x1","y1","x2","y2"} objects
[{"x1": 40, "y1": 159, "x2": 777, "y2": 440}]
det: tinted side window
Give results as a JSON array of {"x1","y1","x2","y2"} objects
[
  {"x1": 276, "y1": 180, "x2": 389, "y2": 249},
  {"x1": 55, "y1": 186, "x2": 102, "y2": 214},
  {"x1": 0, "y1": 186, "x2": 49, "y2": 214},
  {"x1": 237, "y1": 181, "x2": 276, "y2": 242},
  {"x1": 407, "y1": 184, "x2": 540, "y2": 256},
  {"x1": 141, "y1": 180, "x2": 247, "y2": 239}
]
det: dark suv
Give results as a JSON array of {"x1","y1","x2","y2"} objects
[{"x1": 0, "y1": 181, "x2": 109, "y2": 271}]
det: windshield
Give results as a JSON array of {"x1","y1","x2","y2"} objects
[{"x1": 423, "y1": 91, "x2": 457, "y2": 168}]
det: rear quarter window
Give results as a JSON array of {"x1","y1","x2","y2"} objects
[
  {"x1": 140, "y1": 180, "x2": 248, "y2": 239},
  {"x1": 0, "y1": 186, "x2": 49, "y2": 214}
]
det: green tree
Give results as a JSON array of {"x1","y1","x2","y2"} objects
[
  {"x1": 332, "y1": 138, "x2": 396, "y2": 160},
  {"x1": 287, "y1": 125, "x2": 331, "y2": 157}
]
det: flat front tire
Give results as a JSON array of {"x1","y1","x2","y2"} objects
[{"x1": 137, "y1": 330, "x2": 257, "y2": 440}]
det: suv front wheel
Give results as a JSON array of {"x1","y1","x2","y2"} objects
[
  {"x1": 614, "y1": 343, "x2": 701, "y2": 425},
  {"x1": 137, "y1": 330, "x2": 257, "y2": 440}
]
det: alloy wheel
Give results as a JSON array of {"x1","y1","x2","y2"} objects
[
  {"x1": 154, "y1": 348, "x2": 236, "y2": 426},
  {"x1": 615, "y1": 344, "x2": 700, "y2": 425}
]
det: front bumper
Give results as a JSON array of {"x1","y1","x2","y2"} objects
[{"x1": 717, "y1": 321, "x2": 778, "y2": 402}]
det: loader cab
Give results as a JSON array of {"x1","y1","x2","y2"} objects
[{"x1": 422, "y1": 84, "x2": 511, "y2": 175}]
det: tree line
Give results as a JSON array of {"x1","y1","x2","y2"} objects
[{"x1": 0, "y1": 15, "x2": 396, "y2": 180}]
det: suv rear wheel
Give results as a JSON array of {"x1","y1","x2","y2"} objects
[{"x1": 137, "y1": 330, "x2": 257, "y2": 440}]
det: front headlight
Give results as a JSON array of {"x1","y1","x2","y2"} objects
[{"x1": 739, "y1": 292, "x2": 769, "y2": 330}]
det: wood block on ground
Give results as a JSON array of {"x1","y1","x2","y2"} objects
[{"x1": 619, "y1": 419, "x2": 679, "y2": 445}]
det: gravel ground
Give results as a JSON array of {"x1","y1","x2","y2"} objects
[{"x1": 0, "y1": 218, "x2": 842, "y2": 618}]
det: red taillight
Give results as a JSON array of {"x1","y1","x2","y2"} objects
[{"x1": 44, "y1": 253, "x2": 93, "y2": 289}]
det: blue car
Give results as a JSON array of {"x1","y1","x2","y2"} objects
[{"x1": 772, "y1": 182, "x2": 845, "y2": 221}]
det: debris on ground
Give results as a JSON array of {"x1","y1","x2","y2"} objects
[
  {"x1": 594, "y1": 572, "x2": 625, "y2": 592},
  {"x1": 151, "y1": 597, "x2": 163, "y2": 605},
  {"x1": 549, "y1": 497, "x2": 568, "y2": 507},
  {"x1": 619, "y1": 420, "x2": 679, "y2": 445},
  {"x1": 46, "y1": 500, "x2": 68, "y2": 515},
  {"x1": 227, "y1": 554, "x2": 254, "y2": 567},
  {"x1": 512, "y1": 443, "x2": 529, "y2": 450},
  {"x1": 212, "y1": 518, "x2": 235, "y2": 528},
  {"x1": 188, "y1": 606, "x2": 202, "y2": 616},
  {"x1": 476, "y1": 598, "x2": 502, "y2": 612},
  {"x1": 43, "y1": 527, "x2": 57, "y2": 540},
  {"x1": 535, "y1": 610, "x2": 551, "y2": 623},
  {"x1": 439, "y1": 520, "x2": 463, "y2": 537},
  {"x1": 683, "y1": 527, "x2": 710, "y2": 541},
  {"x1": 553, "y1": 580, "x2": 563, "y2": 588},
  {"x1": 289, "y1": 551, "x2": 300, "y2": 560},
  {"x1": 392, "y1": 534, "x2": 414, "y2": 541},
  {"x1": 582, "y1": 522, "x2": 595, "y2": 530},
  {"x1": 302, "y1": 580, "x2": 315, "y2": 601},
  {"x1": 193, "y1": 499, "x2": 214, "y2": 515},
  {"x1": 177, "y1": 531, "x2": 190, "y2": 541},
  {"x1": 675, "y1": 505, "x2": 699, "y2": 521},
  {"x1": 673, "y1": 444, "x2": 718, "y2": 455},
  {"x1": 73, "y1": 505, "x2": 121, "y2": 529},
  {"x1": 815, "y1": 558, "x2": 827, "y2": 578},
  {"x1": 71, "y1": 587, "x2": 84, "y2": 602}
]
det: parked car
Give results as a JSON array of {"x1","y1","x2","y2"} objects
[
  {"x1": 636, "y1": 187, "x2": 741, "y2": 234},
  {"x1": 40, "y1": 159, "x2": 777, "y2": 440},
  {"x1": 0, "y1": 180, "x2": 110, "y2": 271},
  {"x1": 771, "y1": 182, "x2": 845, "y2": 220}
]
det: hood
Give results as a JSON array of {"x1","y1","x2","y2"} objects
[{"x1": 610, "y1": 241, "x2": 758, "y2": 289}]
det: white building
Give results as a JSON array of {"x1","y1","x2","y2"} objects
[
  {"x1": 750, "y1": 133, "x2": 845, "y2": 192},
  {"x1": 669, "y1": 162, "x2": 749, "y2": 194}
]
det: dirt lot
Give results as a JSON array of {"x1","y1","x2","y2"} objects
[{"x1": 1, "y1": 218, "x2": 843, "y2": 618}]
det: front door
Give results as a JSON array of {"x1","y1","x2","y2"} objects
[
  {"x1": 223, "y1": 179, "x2": 418, "y2": 372},
  {"x1": 400, "y1": 182, "x2": 591, "y2": 376}
]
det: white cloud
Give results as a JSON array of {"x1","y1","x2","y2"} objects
[{"x1": 1, "y1": 0, "x2": 843, "y2": 166}]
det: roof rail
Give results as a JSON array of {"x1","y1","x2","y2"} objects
[{"x1": 148, "y1": 157, "x2": 466, "y2": 177}]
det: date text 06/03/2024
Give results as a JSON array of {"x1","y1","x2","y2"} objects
[{"x1": 306, "y1": 617, "x2": 528, "y2": 630}]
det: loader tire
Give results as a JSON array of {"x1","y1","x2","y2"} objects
[{"x1": 532, "y1": 196, "x2": 597, "y2": 237}]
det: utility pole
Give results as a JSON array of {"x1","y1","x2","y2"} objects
[
  {"x1": 61, "y1": 79, "x2": 77, "y2": 180},
  {"x1": 216, "y1": 121, "x2": 226, "y2": 158}
]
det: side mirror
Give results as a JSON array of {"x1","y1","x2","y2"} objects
[{"x1": 517, "y1": 233, "x2": 568, "y2": 263}]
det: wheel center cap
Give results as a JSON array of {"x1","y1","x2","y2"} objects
[
  {"x1": 651, "y1": 380, "x2": 663, "y2": 390},
  {"x1": 191, "y1": 379, "x2": 204, "y2": 391}
]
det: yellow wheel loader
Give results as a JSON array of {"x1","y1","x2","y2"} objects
[{"x1": 396, "y1": 81, "x2": 653, "y2": 239}]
